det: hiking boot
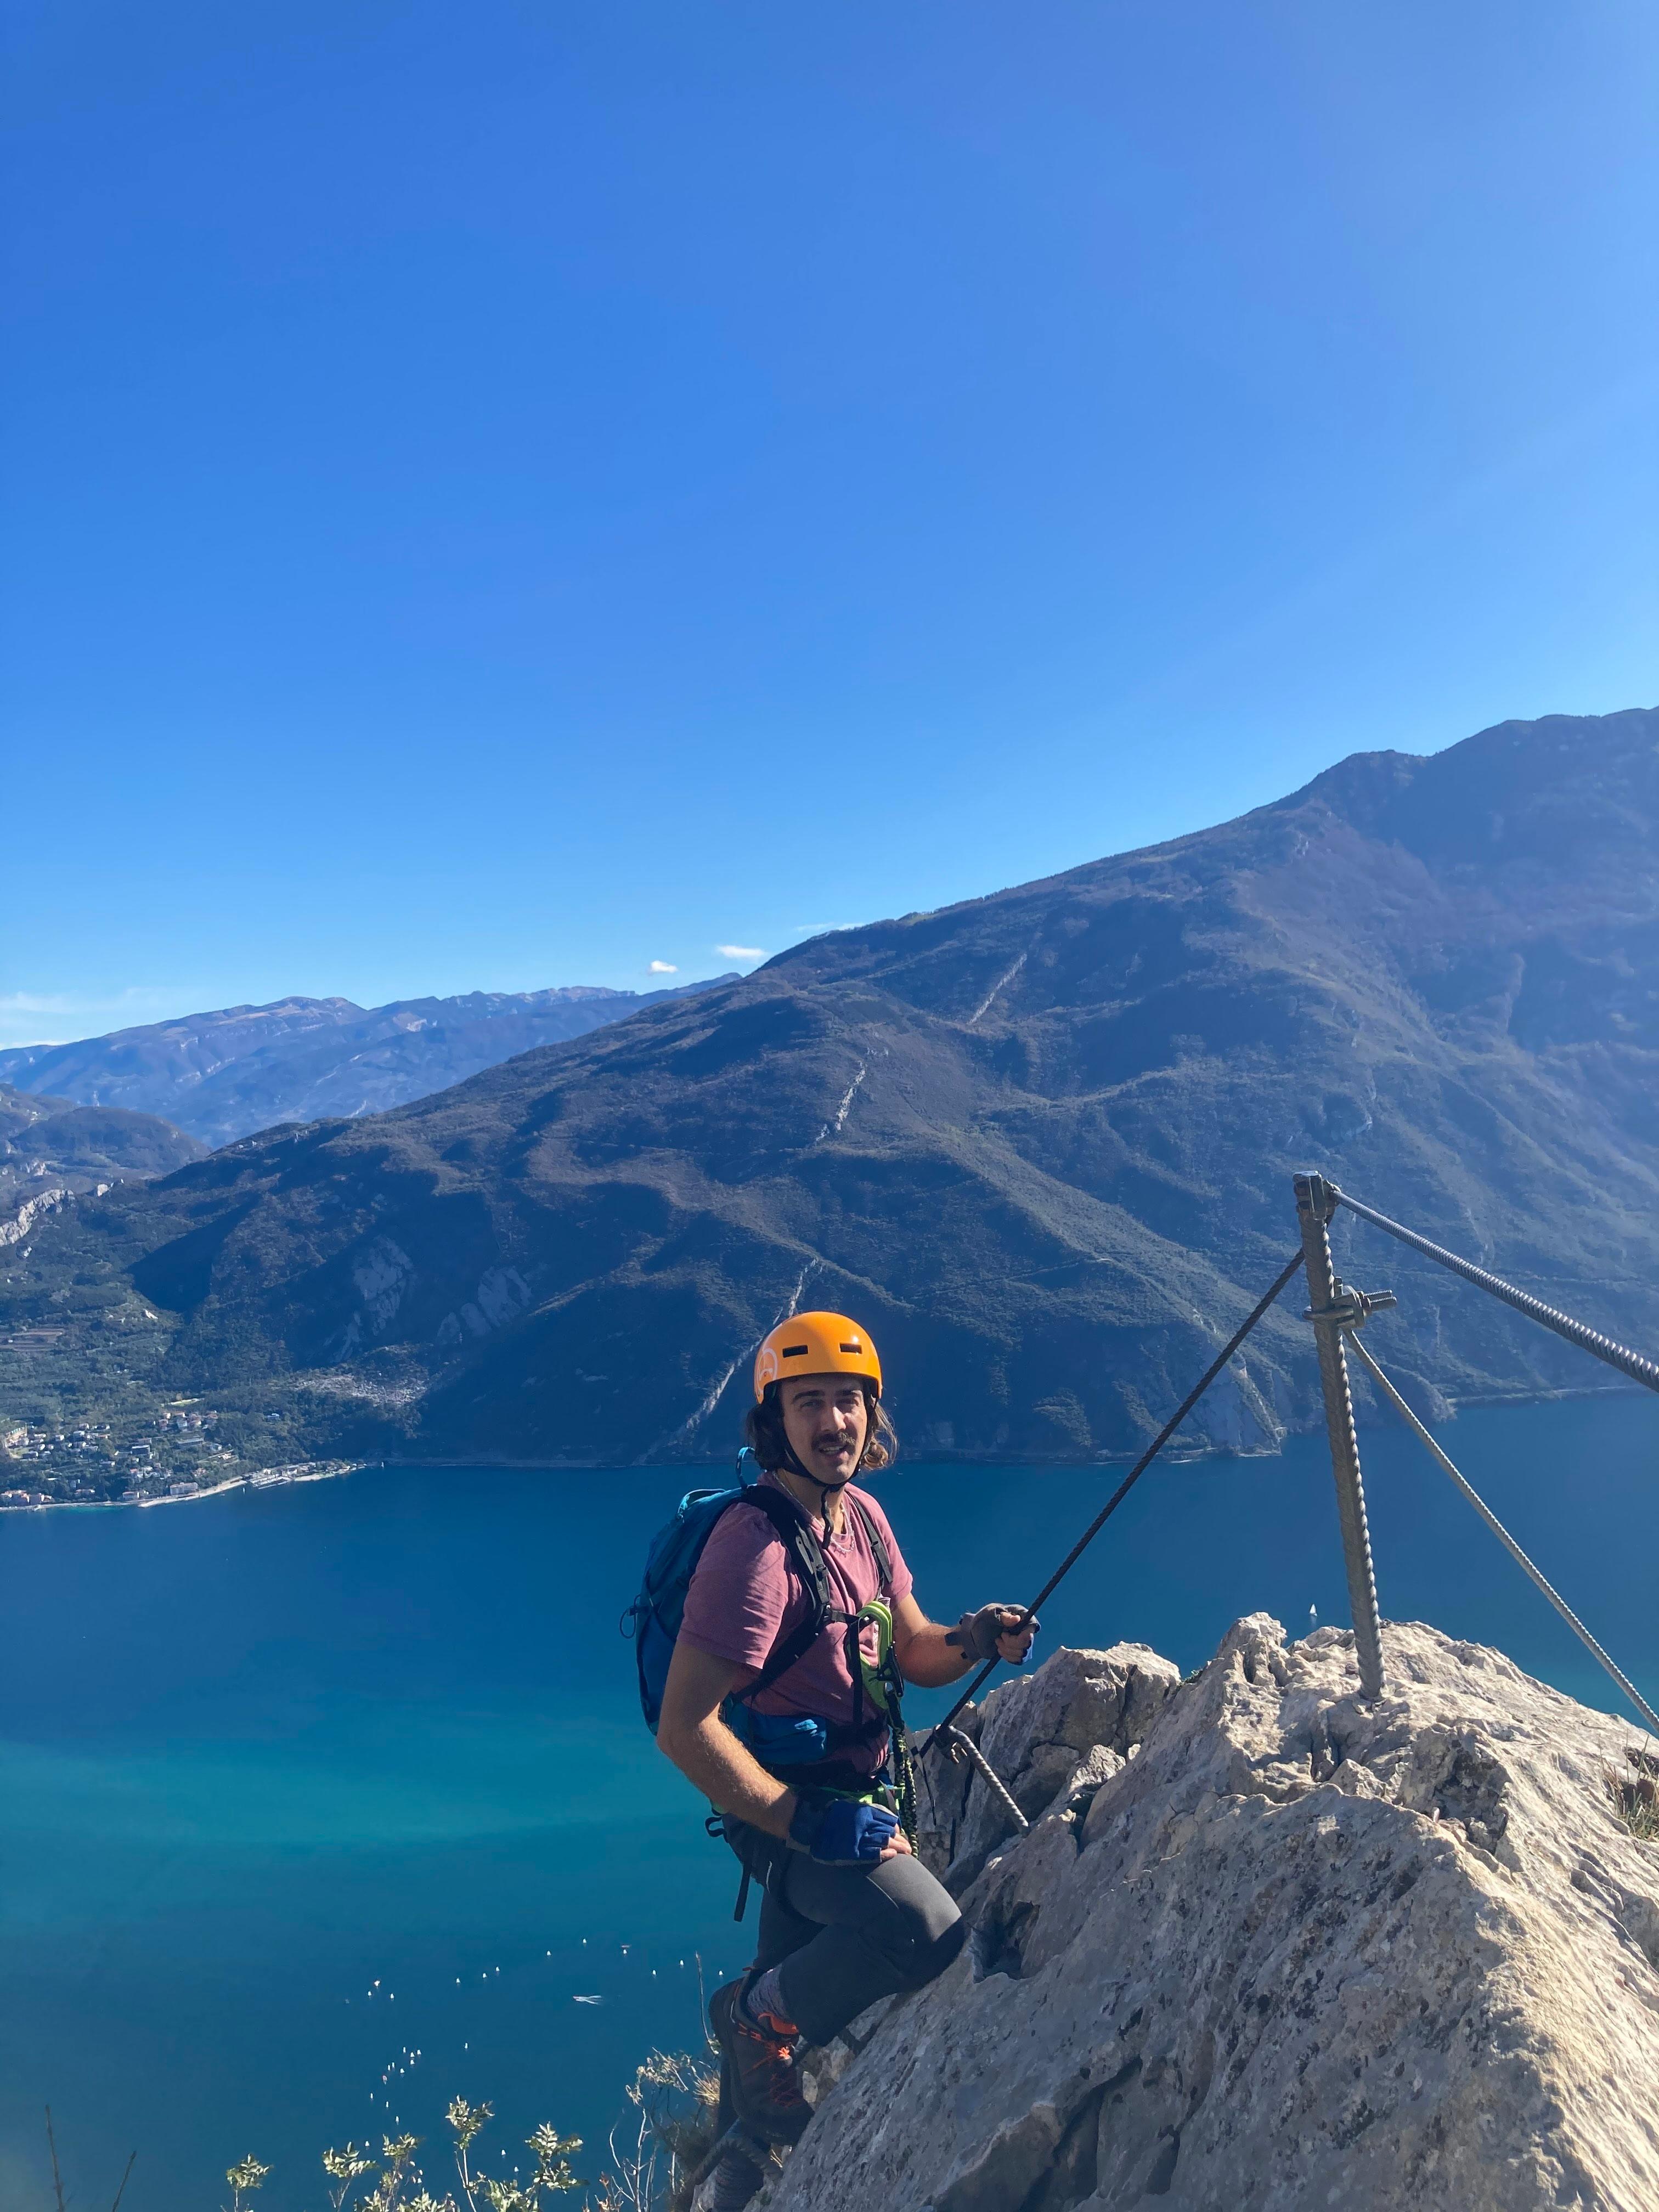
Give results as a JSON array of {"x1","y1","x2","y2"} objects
[{"x1": 707, "y1": 1978, "x2": 811, "y2": 2146}]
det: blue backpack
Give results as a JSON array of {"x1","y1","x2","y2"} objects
[{"x1": 627, "y1": 1449, "x2": 893, "y2": 1748}]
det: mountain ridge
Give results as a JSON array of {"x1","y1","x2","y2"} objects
[
  {"x1": 6, "y1": 705, "x2": 1658, "y2": 1472},
  {"x1": 0, "y1": 975, "x2": 737, "y2": 1147}
]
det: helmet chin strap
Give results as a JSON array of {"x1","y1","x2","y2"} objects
[{"x1": 778, "y1": 1436, "x2": 858, "y2": 1515}]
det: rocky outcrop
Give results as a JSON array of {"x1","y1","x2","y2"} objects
[
  {"x1": 785, "y1": 1618, "x2": 1659, "y2": 2210},
  {"x1": 916, "y1": 1643, "x2": 1183, "y2": 1890},
  {"x1": 0, "y1": 1184, "x2": 71, "y2": 1247}
]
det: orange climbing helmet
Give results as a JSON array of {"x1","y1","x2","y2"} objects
[{"x1": 752, "y1": 1311, "x2": 882, "y2": 1402}]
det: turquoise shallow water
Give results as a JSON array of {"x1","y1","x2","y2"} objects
[{"x1": 3, "y1": 1394, "x2": 1657, "y2": 2211}]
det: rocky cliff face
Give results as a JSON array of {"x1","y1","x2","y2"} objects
[{"x1": 782, "y1": 1621, "x2": 1659, "y2": 2210}]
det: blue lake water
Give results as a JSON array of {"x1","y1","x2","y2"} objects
[{"x1": 3, "y1": 1393, "x2": 1657, "y2": 2211}]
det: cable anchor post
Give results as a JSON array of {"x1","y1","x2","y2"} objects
[{"x1": 1295, "y1": 1170, "x2": 1389, "y2": 1699}]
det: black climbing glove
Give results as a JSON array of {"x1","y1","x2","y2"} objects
[{"x1": 953, "y1": 1604, "x2": 1036, "y2": 1663}]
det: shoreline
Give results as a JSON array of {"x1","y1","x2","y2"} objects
[
  {"x1": 5, "y1": 1376, "x2": 1647, "y2": 1513},
  {"x1": 135, "y1": 1462, "x2": 361, "y2": 1508},
  {"x1": 3, "y1": 1460, "x2": 365, "y2": 1513}
]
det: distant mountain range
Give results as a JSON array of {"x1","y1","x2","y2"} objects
[
  {"x1": 9, "y1": 707, "x2": 1659, "y2": 1468},
  {"x1": 0, "y1": 978, "x2": 735, "y2": 1147}
]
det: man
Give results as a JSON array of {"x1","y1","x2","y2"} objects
[{"x1": 657, "y1": 1311, "x2": 1036, "y2": 2207}]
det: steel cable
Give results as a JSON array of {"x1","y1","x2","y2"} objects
[
  {"x1": 1332, "y1": 1187, "x2": 1659, "y2": 1395},
  {"x1": 922, "y1": 1248, "x2": 1307, "y2": 1752},
  {"x1": 1348, "y1": 1331, "x2": 1659, "y2": 1740}
]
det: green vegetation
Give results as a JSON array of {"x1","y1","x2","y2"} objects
[
  {"x1": 0, "y1": 1082, "x2": 205, "y2": 1211},
  {"x1": 0, "y1": 1182, "x2": 347, "y2": 1502},
  {"x1": 1606, "y1": 1749, "x2": 1659, "y2": 1842}
]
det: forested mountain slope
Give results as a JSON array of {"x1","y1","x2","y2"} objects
[
  {"x1": 12, "y1": 707, "x2": 1659, "y2": 1468},
  {"x1": 0, "y1": 1085, "x2": 205, "y2": 1213}
]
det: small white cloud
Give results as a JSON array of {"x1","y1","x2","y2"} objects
[
  {"x1": 715, "y1": 945, "x2": 768, "y2": 962},
  {"x1": 648, "y1": 961, "x2": 678, "y2": 975}
]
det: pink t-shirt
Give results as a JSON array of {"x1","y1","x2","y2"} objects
[{"x1": 679, "y1": 1471, "x2": 913, "y2": 1770}]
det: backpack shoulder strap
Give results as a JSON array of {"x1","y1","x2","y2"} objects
[
  {"x1": 849, "y1": 1496, "x2": 895, "y2": 1595},
  {"x1": 733, "y1": 1483, "x2": 838, "y2": 1702}
]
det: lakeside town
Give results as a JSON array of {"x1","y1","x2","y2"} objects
[{"x1": 0, "y1": 1408, "x2": 356, "y2": 1508}]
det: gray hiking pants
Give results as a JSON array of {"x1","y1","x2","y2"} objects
[{"x1": 724, "y1": 1820, "x2": 966, "y2": 2047}]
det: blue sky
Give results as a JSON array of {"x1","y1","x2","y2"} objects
[{"x1": 4, "y1": 1, "x2": 1655, "y2": 1046}]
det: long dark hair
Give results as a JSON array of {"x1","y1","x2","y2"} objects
[{"x1": 743, "y1": 1380, "x2": 898, "y2": 1476}]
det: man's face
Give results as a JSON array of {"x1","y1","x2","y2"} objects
[{"x1": 778, "y1": 1374, "x2": 870, "y2": 1487}]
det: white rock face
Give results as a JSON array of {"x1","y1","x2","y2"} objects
[
  {"x1": 918, "y1": 1643, "x2": 1182, "y2": 1890},
  {"x1": 778, "y1": 1617, "x2": 1659, "y2": 2211}
]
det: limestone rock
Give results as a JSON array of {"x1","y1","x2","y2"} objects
[
  {"x1": 777, "y1": 1616, "x2": 1659, "y2": 2210},
  {"x1": 916, "y1": 1643, "x2": 1181, "y2": 1891}
]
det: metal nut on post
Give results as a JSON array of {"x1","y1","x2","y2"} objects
[{"x1": 1303, "y1": 1282, "x2": 1396, "y2": 1330}]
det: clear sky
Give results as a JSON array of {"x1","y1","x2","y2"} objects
[{"x1": 4, "y1": 1, "x2": 1656, "y2": 1046}]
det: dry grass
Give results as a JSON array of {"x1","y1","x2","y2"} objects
[
  {"x1": 207, "y1": 2056, "x2": 719, "y2": 2212},
  {"x1": 1605, "y1": 1748, "x2": 1659, "y2": 1841},
  {"x1": 594, "y1": 2050, "x2": 722, "y2": 2212}
]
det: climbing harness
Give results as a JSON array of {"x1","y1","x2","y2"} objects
[
  {"x1": 721, "y1": 1594, "x2": 919, "y2": 1918},
  {"x1": 845, "y1": 1594, "x2": 919, "y2": 1847}
]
